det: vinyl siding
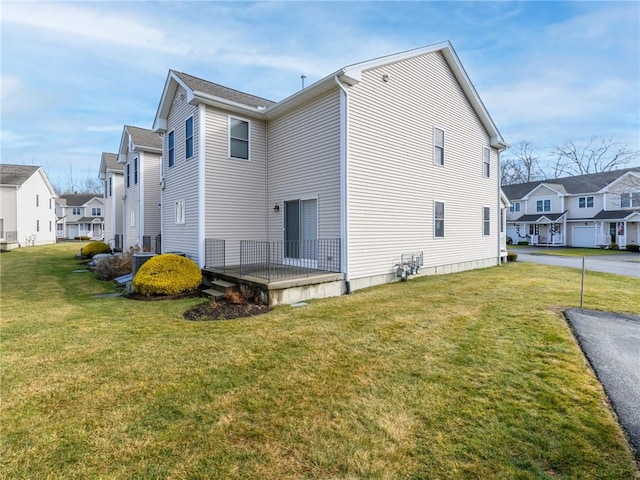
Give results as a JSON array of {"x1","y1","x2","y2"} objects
[
  {"x1": 17, "y1": 171, "x2": 57, "y2": 245},
  {"x1": 123, "y1": 150, "x2": 140, "y2": 249},
  {"x1": 141, "y1": 151, "x2": 162, "y2": 241},
  {"x1": 605, "y1": 176, "x2": 640, "y2": 210},
  {"x1": 267, "y1": 89, "x2": 341, "y2": 244},
  {"x1": 204, "y1": 106, "x2": 268, "y2": 264},
  {"x1": 0, "y1": 187, "x2": 17, "y2": 233},
  {"x1": 525, "y1": 186, "x2": 562, "y2": 214},
  {"x1": 565, "y1": 194, "x2": 602, "y2": 218},
  {"x1": 161, "y1": 86, "x2": 200, "y2": 261},
  {"x1": 347, "y1": 51, "x2": 499, "y2": 280},
  {"x1": 104, "y1": 172, "x2": 124, "y2": 243}
]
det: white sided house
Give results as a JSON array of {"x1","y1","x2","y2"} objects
[
  {"x1": 153, "y1": 41, "x2": 508, "y2": 304},
  {"x1": 56, "y1": 194, "x2": 104, "y2": 240},
  {"x1": 118, "y1": 125, "x2": 162, "y2": 252},
  {"x1": 98, "y1": 152, "x2": 124, "y2": 250},
  {"x1": 503, "y1": 167, "x2": 640, "y2": 248},
  {"x1": 0, "y1": 164, "x2": 58, "y2": 250}
]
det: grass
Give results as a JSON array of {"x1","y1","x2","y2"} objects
[
  {"x1": 509, "y1": 245, "x2": 632, "y2": 256},
  {"x1": 1, "y1": 243, "x2": 639, "y2": 479}
]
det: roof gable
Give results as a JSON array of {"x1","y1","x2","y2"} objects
[
  {"x1": 0, "y1": 164, "x2": 39, "y2": 186},
  {"x1": 99, "y1": 152, "x2": 121, "y2": 178},
  {"x1": 59, "y1": 194, "x2": 102, "y2": 207},
  {"x1": 118, "y1": 125, "x2": 162, "y2": 160}
]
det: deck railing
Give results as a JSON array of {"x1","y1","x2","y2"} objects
[
  {"x1": 204, "y1": 239, "x2": 226, "y2": 271},
  {"x1": 240, "y1": 238, "x2": 341, "y2": 281}
]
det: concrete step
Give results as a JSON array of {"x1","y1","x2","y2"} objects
[
  {"x1": 211, "y1": 279, "x2": 236, "y2": 293},
  {"x1": 202, "y1": 289, "x2": 225, "y2": 300}
]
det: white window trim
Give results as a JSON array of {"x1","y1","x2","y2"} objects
[
  {"x1": 185, "y1": 117, "x2": 194, "y2": 159},
  {"x1": 168, "y1": 130, "x2": 175, "y2": 168},
  {"x1": 175, "y1": 200, "x2": 186, "y2": 225},
  {"x1": 509, "y1": 202, "x2": 521, "y2": 213},
  {"x1": 433, "y1": 126, "x2": 445, "y2": 167},
  {"x1": 433, "y1": 200, "x2": 445, "y2": 238},
  {"x1": 483, "y1": 206, "x2": 491, "y2": 236},
  {"x1": 536, "y1": 198, "x2": 551, "y2": 213},
  {"x1": 578, "y1": 195, "x2": 594, "y2": 208},
  {"x1": 482, "y1": 147, "x2": 491, "y2": 178},
  {"x1": 130, "y1": 209, "x2": 135, "y2": 227},
  {"x1": 228, "y1": 115, "x2": 251, "y2": 161}
]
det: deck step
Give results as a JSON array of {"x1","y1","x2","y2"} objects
[
  {"x1": 211, "y1": 279, "x2": 236, "y2": 293},
  {"x1": 202, "y1": 289, "x2": 225, "y2": 299}
]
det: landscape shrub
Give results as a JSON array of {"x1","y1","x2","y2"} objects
[
  {"x1": 609, "y1": 242, "x2": 619, "y2": 250},
  {"x1": 625, "y1": 244, "x2": 639, "y2": 252},
  {"x1": 506, "y1": 236, "x2": 513, "y2": 245},
  {"x1": 517, "y1": 241, "x2": 529, "y2": 246},
  {"x1": 507, "y1": 252, "x2": 518, "y2": 262},
  {"x1": 74, "y1": 235, "x2": 90, "y2": 241},
  {"x1": 81, "y1": 241, "x2": 110, "y2": 258},
  {"x1": 132, "y1": 254, "x2": 202, "y2": 296},
  {"x1": 94, "y1": 252, "x2": 133, "y2": 280}
]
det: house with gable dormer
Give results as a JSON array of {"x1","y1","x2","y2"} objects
[
  {"x1": 98, "y1": 152, "x2": 124, "y2": 250},
  {"x1": 117, "y1": 125, "x2": 162, "y2": 252},
  {"x1": 152, "y1": 41, "x2": 509, "y2": 304},
  {"x1": 503, "y1": 167, "x2": 640, "y2": 248},
  {"x1": 0, "y1": 164, "x2": 58, "y2": 250}
]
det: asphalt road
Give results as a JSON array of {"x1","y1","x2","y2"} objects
[
  {"x1": 516, "y1": 251, "x2": 640, "y2": 278},
  {"x1": 565, "y1": 309, "x2": 640, "y2": 458}
]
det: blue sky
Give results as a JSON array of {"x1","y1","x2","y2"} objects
[{"x1": 1, "y1": 1, "x2": 639, "y2": 188}]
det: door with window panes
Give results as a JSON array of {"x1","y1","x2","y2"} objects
[{"x1": 284, "y1": 199, "x2": 317, "y2": 262}]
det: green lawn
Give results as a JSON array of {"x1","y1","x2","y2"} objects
[
  {"x1": 509, "y1": 245, "x2": 633, "y2": 257},
  {"x1": 2, "y1": 243, "x2": 639, "y2": 479}
]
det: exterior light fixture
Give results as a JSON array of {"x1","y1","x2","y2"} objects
[
  {"x1": 382, "y1": 74, "x2": 389, "y2": 82},
  {"x1": 273, "y1": 203, "x2": 280, "y2": 213}
]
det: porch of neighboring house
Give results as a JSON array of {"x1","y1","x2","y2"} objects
[
  {"x1": 595, "y1": 217, "x2": 640, "y2": 248},
  {"x1": 201, "y1": 238, "x2": 344, "y2": 306},
  {"x1": 512, "y1": 212, "x2": 568, "y2": 247}
]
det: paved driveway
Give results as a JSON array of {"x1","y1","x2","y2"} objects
[
  {"x1": 565, "y1": 309, "x2": 640, "y2": 457},
  {"x1": 515, "y1": 249, "x2": 640, "y2": 278}
]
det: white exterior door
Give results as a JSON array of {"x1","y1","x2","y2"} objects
[{"x1": 572, "y1": 226, "x2": 596, "y2": 247}]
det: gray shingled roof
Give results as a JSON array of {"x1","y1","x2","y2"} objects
[
  {"x1": 0, "y1": 164, "x2": 40, "y2": 186},
  {"x1": 58, "y1": 194, "x2": 101, "y2": 206},
  {"x1": 593, "y1": 209, "x2": 640, "y2": 220},
  {"x1": 101, "y1": 152, "x2": 121, "y2": 171},
  {"x1": 125, "y1": 125, "x2": 162, "y2": 150},
  {"x1": 514, "y1": 211, "x2": 568, "y2": 222},
  {"x1": 173, "y1": 71, "x2": 276, "y2": 109},
  {"x1": 502, "y1": 167, "x2": 640, "y2": 200}
]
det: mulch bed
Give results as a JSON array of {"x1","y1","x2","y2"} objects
[{"x1": 183, "y1": 300, "x2": 272, "y2": 321}]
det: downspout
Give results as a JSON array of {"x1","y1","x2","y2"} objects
[
  {"x1": 334, "y1": 75, "x2": 351, "y2": 294},
  {"x1": 198, "y1": 103, "x2": 206, "y2": 267},
  {"x1": 265, "y1": 119, "x2": 269, "y2": 241},
  {"x1": 496, "y1": 145, "x2": 507, "y2": 264},
  {"x1": 139, "y1": 151, "x2": 144, "y2": 249},
  {"x1": 159, "y1": 133, "x2": 165, "y2": 253}
]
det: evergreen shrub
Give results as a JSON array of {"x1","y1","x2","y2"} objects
[
  {"x1": 81, "y1": 241, "x2": 110, "y2": 258},
  {"x1": 133, "y1": 254, "x2": 202, "y2": 296}
]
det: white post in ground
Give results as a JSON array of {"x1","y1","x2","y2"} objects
[{"x1": 580, "y1": 256, "x2": 585, "y2": 308}]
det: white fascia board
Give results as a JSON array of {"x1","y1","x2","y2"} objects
[
  {"x1": 500, "y1": 189, "x2": 511, "y2": 207},
  {"x1": 152, "y1": 71, "x2": 188, "y2": 133},
  {"x1": 117, "y1": 128, "x2": 129, "y2": 162},
  {"x1": 191, "y1": 90, "x2": 266, "y2": 119},
  {"x1": 36, "y1": 167, "x2": 57, "y2": 197},
  {"x1": 264, "y1": 72, "x2": 341, "y2": 119}
]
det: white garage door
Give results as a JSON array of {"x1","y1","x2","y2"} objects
[{"x1": 572, "y1": 226, "x2": 595, "y2": 247}]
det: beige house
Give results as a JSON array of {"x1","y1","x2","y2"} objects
[
  {"x1": 0, "y1": 164, "x2": 58, "y2": 250},
  {"x1": 152, "y1": 41, "x2": 508, "y2": 301},
  {"x1": 98, "y1": 152, "x2": 124, "y2": 250},
  {"x1": 56, "y1": 194, "x2": 104, "y2": 240},
  {"x1": 504, "y1": 167, "x2": 640, "y2": 248},
  {"x1": 117, "y1": 125, "x2": 162, "y2": 252}
]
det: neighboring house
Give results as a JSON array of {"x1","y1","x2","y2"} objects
[
  {"x1": 0, "y1": 164, "x2": 58, "y2": 250},
  {"x1": 98, "y1": 152, "x2": 124, "y2": 250},
  {"x1": 152, "y1": 41, "x2": 508, "y2": 300},
  {"x1": 56, "y1": 194, "x2": 104, "y2": 240},
  {"x1": 117, "y1": 125, "x2": 162, "y2": 252},
  {"x1": 503, "y1": 167, "x2": 640, "y2": 248}
]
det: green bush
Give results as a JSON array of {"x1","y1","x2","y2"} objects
[
  {"x1": 133, "y1": 254, "x2": 202, "y2": 296},
  {"x1": 625, "y1": 244, "x2": 639, "y2": 252},
  {"x1": 75, "y1": 235, "x2": 90, "y2": 241},
  {"x1": 609, "y1": 242, "x2": 619, "y2": 250},
  {"x1": 507, "y1": 252, "x2": 518, "y2": 262},
  {"x1": 81, "y1": 241, "x2": 110, "y2": 258},
  {"x1": 517, "y1": 241, "x2": 529, "y2": 246}
]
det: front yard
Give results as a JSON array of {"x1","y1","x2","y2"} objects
[{"x1": 1, "y1": 243, "x2": 639, "y2": 479}]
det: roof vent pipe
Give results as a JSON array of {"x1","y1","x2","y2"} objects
[{"x1": 301, "y1": 74, "x2": 307, "y2": 89}]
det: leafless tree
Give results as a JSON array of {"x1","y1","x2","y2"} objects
[
  {"x1": 551, "y1": 135, "x2": 639, "y2": 176},
  {"x1": 501, "y1": 141, "x2": 545, "y2": 185}
]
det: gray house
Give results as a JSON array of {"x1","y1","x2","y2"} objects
[{"x1": 152, "y1": 41, "x2": 508, "y2": 303}]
